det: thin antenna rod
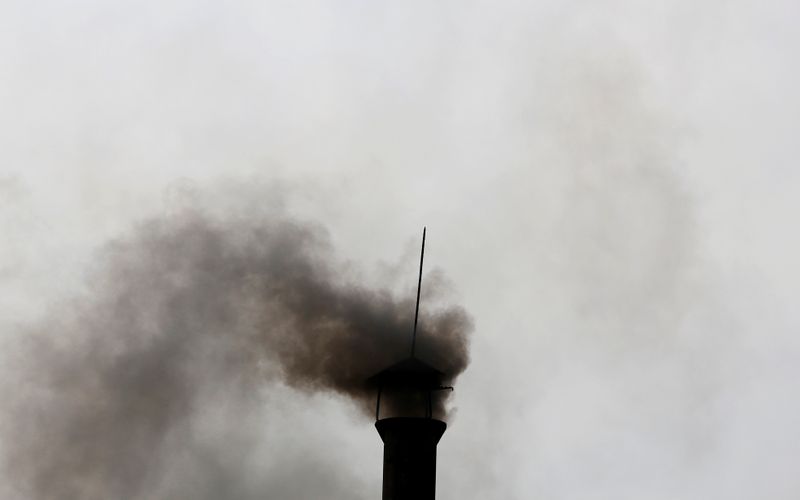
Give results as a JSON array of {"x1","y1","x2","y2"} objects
[{"x1": 411, "y1": 227, "x2": 426, "y2": 357}]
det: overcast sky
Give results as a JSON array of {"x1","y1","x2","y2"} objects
[{"x1": 1, "y1": 1, "x2": 799, "y2": 499}]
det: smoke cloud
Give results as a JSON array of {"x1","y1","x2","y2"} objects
[{"x1": 2, "y1": 201, "x2": 471, "y2": 500}]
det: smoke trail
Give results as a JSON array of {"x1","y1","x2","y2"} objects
[{"x1": 2, "y1": 202, "x2": 471, "y2": 500}]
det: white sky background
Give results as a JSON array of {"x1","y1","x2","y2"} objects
[{"x1": 1, "y1": 0, "x2": 799, "y2": 499}]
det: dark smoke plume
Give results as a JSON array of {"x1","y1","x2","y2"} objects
[{"x1": 2, "y1": 204, "x2": 471, "y2": 500}]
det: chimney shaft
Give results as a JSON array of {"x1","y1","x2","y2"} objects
[{"x1": 375, "y1": 417, "x2": 446, "y2": 500}]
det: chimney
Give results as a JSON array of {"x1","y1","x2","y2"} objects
[
  {"x1": 367, "y1": 227, "x2": 453, "y2": 499},
  {"x1": 369, "y1": 357, "x2": 451, "y2": 500}
]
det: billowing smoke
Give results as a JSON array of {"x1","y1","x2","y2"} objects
[{"x1": 2, "y1": 202, "x2": 471, "y2": 500}]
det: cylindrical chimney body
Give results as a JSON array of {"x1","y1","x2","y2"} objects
[{"x1": 375, "y1": 417, "x2": 446, "y2": 500}]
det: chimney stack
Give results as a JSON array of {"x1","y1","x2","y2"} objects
[
  {"x1": 369, "y1": 358, "x2": 451, "y2": 500},
  {"x1": 368, "y1": 227, "x2": 452, "y2": 499}
]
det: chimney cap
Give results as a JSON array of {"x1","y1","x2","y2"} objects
[{"x1": 367, "y1": 356, "x2": 445, "y2": 389}]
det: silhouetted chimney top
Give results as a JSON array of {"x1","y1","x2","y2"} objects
[
  {"x1": 368, "y1": 357, "x2": 444, "y2": 388},
  {"x1": 369, "y1": 228, "x2": 452, "y2": 500}
]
